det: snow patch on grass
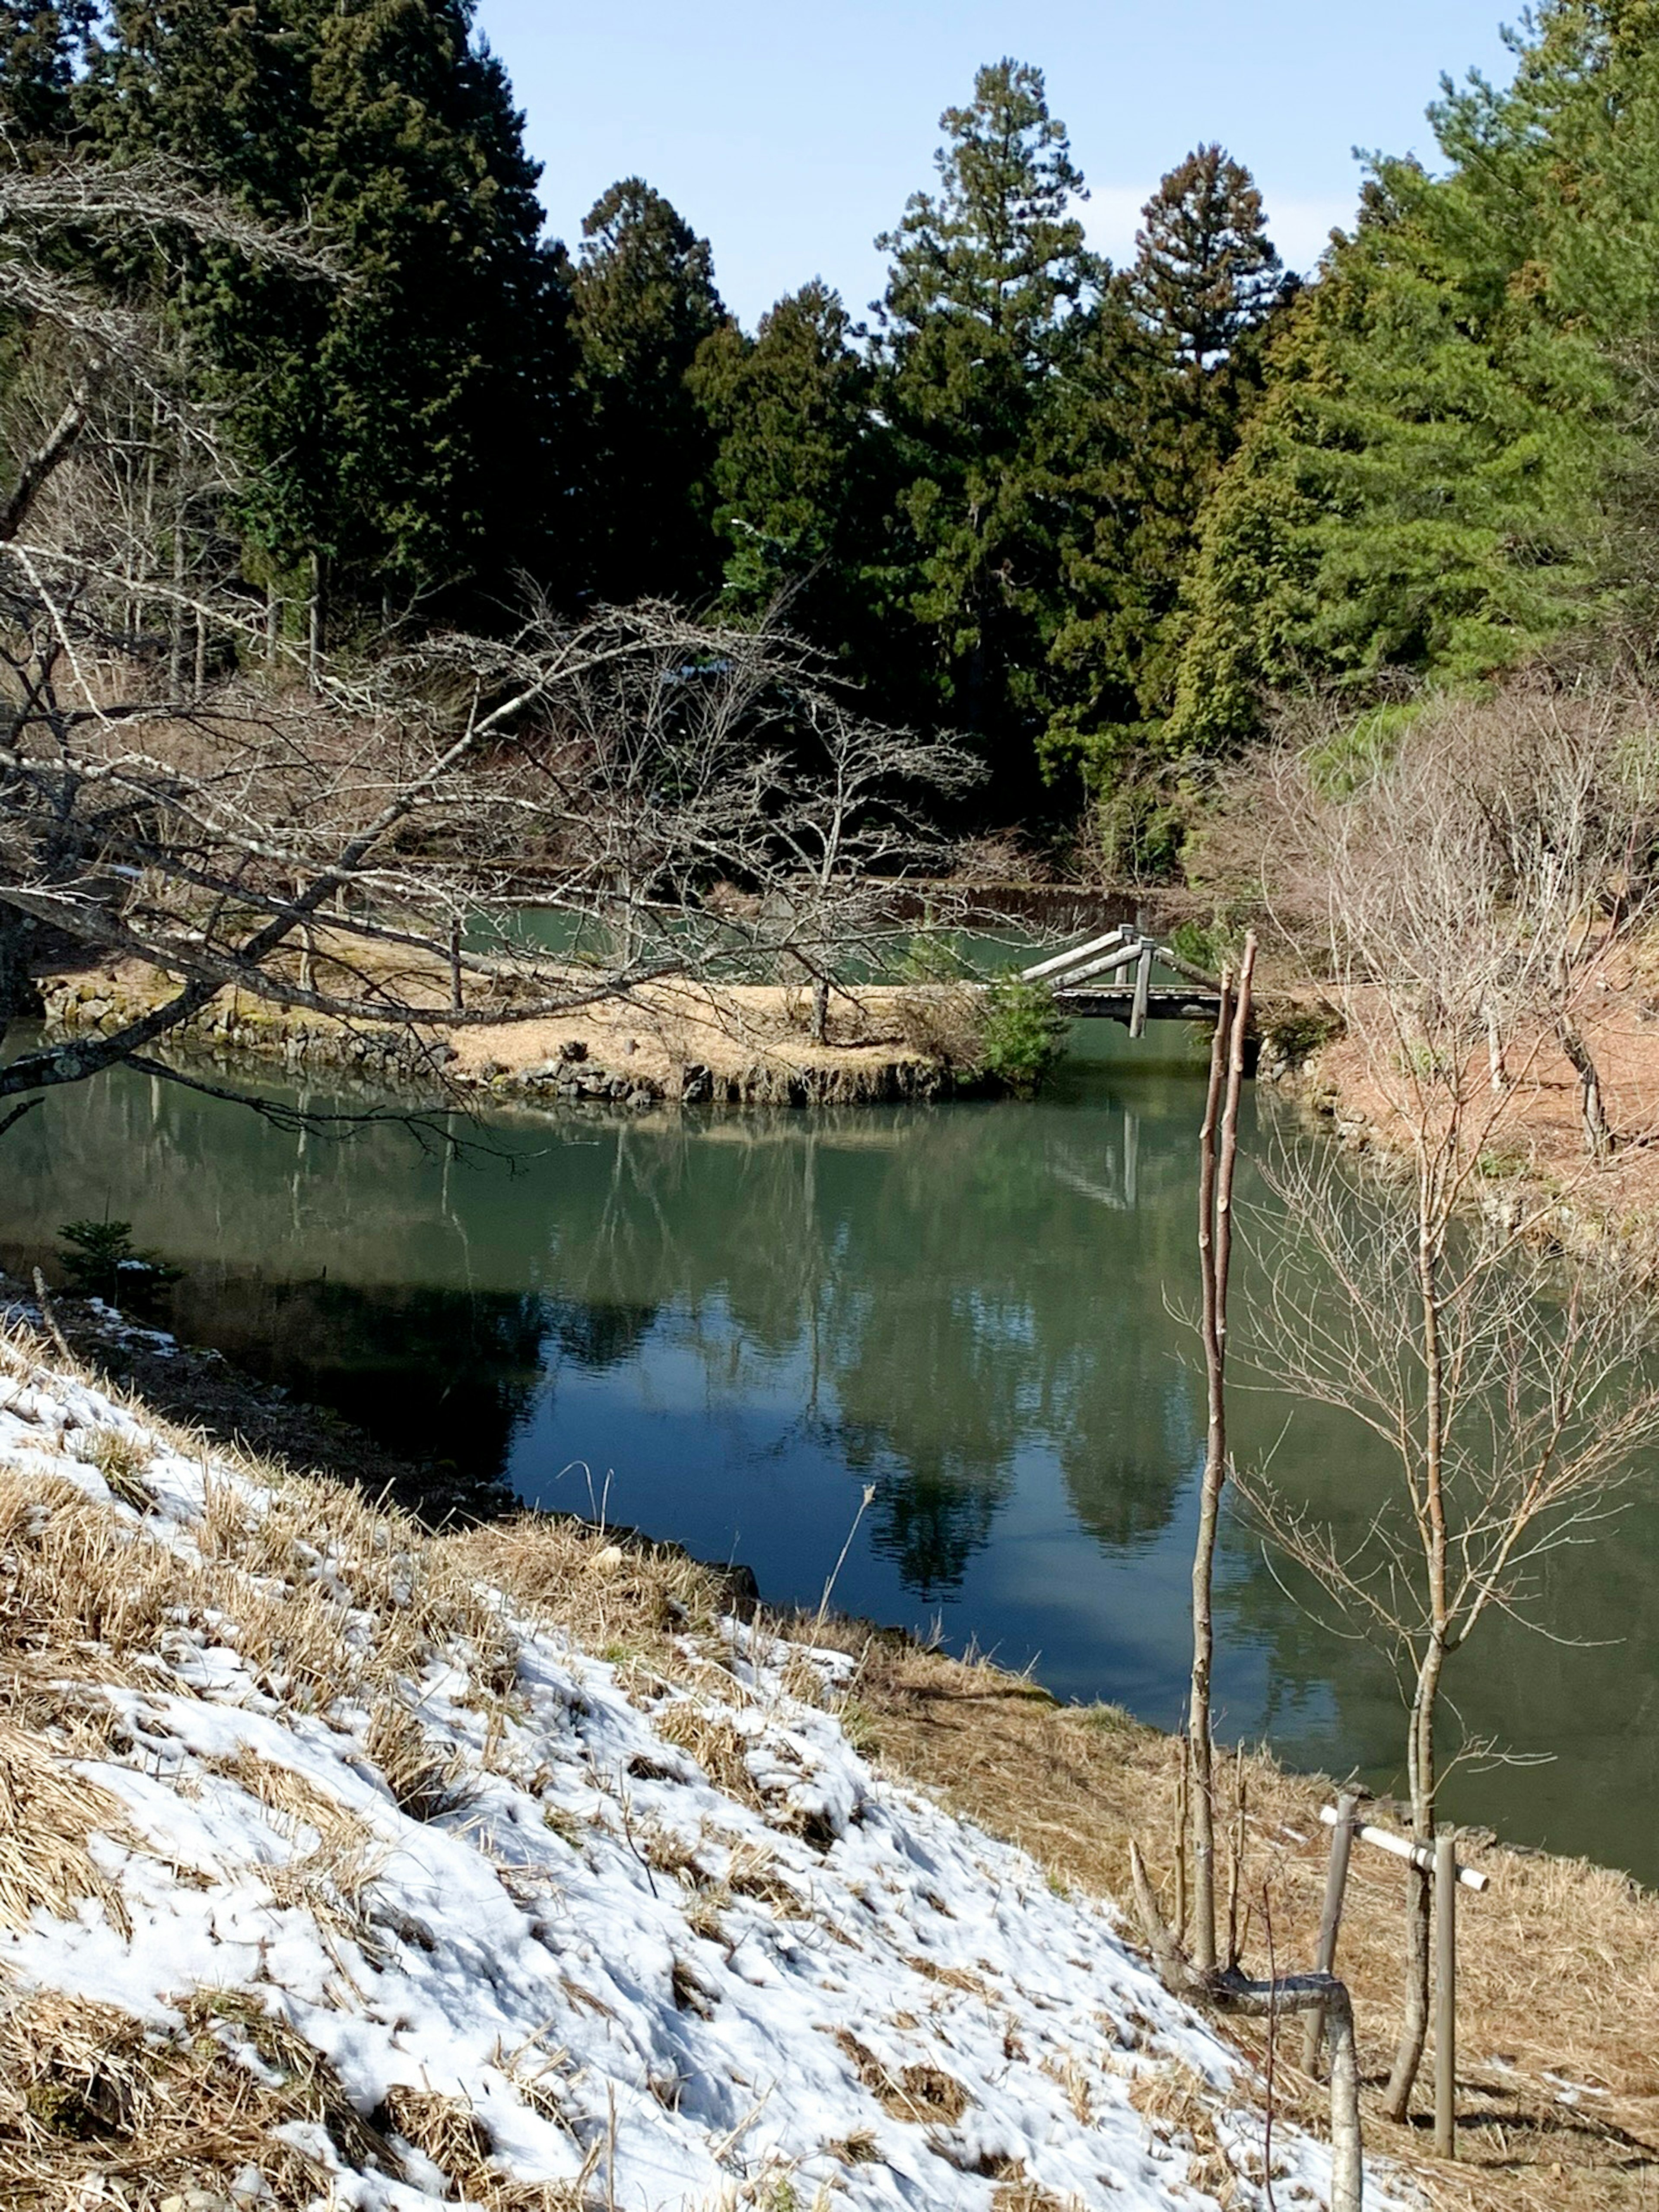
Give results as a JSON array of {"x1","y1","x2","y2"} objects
[{"x1": 0, "y1": 1314, "x2": 1395, "y2": 2211}]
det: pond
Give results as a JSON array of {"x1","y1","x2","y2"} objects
[{"x1": 3, "y1": 1024, "x2": 1656, "y2": 1880}]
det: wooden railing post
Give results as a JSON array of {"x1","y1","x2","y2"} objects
[
  {"x1": 1302, "y1": 1790, "x2": 1359, "y2": 2075},
  {"x1": 1435, "y1": 1829, "x2": 1457, "y2": 2158},
  {"x1": 1129, "y1": 940, "x2": 1153, "y2": 1038}
]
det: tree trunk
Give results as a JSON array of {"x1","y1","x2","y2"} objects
[
  {"x1": 1556, "y1": 1014, "x2": 1610, "y2": 1157},
  {"x1": 307, "y1": 551, "x2": 325, "y2": 690},
  {"x1": 1484, "y1": 1001, "x2": 1507, "y2": 1095},
  {"x1": 812, "y1": 973, "x2": 830, "y2": 1046},
  {"x1": 1189, "y1": 932, "x2": 1256, "y2": 1973},
  {"x1": 1383, "y1": 1638, "x2": 1445, "y2": 2120},
  {"x1": 1190, "y1": 969, "x2": 1232, "y2": 1975}
]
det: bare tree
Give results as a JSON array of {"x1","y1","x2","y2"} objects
[
  {"x1": 1221, "y1": 693, "x2": 1659, "y2": 2116},
  {"x1": 0, "y1": 153, "x2": 982, "y2": 1135}
]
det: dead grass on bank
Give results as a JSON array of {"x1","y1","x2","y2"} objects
[
  {"x1": 0, "y1": 1986, "x2": 388, "y2": 2209},
  {"x1": 825, "y1": 1624, "x2": 1659, "y2": 2212},
  {"x1": 4, "y1": 1310, "x2": 1657, "y2": 2209}
]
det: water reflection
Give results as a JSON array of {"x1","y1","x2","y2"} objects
[{"x1": 4, "y1": 1030, "x2": 1658, "y2": 1877}]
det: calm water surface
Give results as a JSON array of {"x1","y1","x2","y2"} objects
[{"x1": 4, "y1": 1027, "x2": 1655, "y2": 1877}]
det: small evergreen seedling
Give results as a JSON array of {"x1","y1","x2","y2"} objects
[{"x1": 56, "y1": 1220, "x2": 181, "y2": 1308}]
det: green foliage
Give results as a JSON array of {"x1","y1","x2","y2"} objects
[
  {"x1": 873, "y1": 60, "x2": 1096, "y2": 803},
  {"x1": 1168, "y1": 918, "x2": 1224, "y2": 975},
  {"x1": 896, "y1": 932, "x2": 975, "y2": 983},
  {"x1": 692, "y1": 280, "x2": 881, "y2": 642},
  {"x1": 1169, "y1": 4, "x2": 1659, "y2": 752},
  {"x1": 1128, "y1": 144, "x2": 1286, "y2": 374},
  {"x1": 57, "y1": 1220, "x2": 182, "y2": 1307},
  {"x1": 0, "y1": 3, "x2": 93, "y2": 143},
  {"x1": 1040, "y1": 146, "x2": 1287, "y2": 806},
  {"x1": 569, "y1": 177, "x2": 730, "y2": 604},
  {"x1": 976, "y1": 975, "x2": 1069, "y2": 1093},
  {"x1": 69, "y1": 0, "x2": 570, "y2": 618},
  {"x1": 1259, "y1": 1005, "x2": 1343, "y2": 1073}
]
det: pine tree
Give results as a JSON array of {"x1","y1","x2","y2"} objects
[
  {"x1": 1040, "y1": 149, "x2": 1286, "y2": 852},
  {"x1": 1128, "y1": 145, "x2": 1284, "y2": 372},
  {"x1": 568, "y1": 178, "x2": 730, "y2": 604},
  {"x1": 874, "y1": 58, "x2": 1097, "y2": 804}
]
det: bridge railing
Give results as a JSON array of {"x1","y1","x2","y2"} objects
[{"x1": 1020, "y1": 928, "x2": 1223, "y2": 1038}]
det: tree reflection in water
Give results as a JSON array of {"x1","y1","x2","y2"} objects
[{"x1": 9, "y1": 1036, "x2": 1659, "y2": 1876}]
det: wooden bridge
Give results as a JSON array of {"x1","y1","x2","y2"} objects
[{"x1": 1020, "y1": 927, "x2": 1227, "y2": 1037}]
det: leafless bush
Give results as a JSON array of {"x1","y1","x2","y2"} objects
[{"x1": 1205, "y1": 677, "x2": 1659, "y2": 2117}]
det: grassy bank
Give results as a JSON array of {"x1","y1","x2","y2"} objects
[{"x1": 0, "y1": 1301, "x2": 1377, "y2": 2212}]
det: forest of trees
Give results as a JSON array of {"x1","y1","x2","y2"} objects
[{"x1": 6, "y1": 0, "x2": 1659, "y2": 871}]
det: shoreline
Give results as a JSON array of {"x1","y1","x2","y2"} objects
[
  {"x1": 35, "y1": 963, "x2": 987, "y2": 1111},
  {"x1": 13, "y1": 1277, "x2": 1658, "y2": 2210}
]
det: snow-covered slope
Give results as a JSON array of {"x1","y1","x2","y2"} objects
[{"x1": 0, "y1": 1316, "x2": 1385, "y2": 2212}]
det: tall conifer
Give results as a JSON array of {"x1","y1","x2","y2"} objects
[
  {"x1": 74, "y1": 0, "x2": 570, "y2": 623},
  {"x1": 874, "y1": 59, "x2": 1096, "y2": 804},
  {"x1": 692, "y1": 279, "x2": 882, "y2": 648},
  {"x1": 569, "y1": 178, "x2": 729, "y2": 605}
]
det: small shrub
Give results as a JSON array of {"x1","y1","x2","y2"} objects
[
  {"x1": 892, "y1": 982, "x2": 984, "y2": 1068},
  {"x1": 56, "y1": 1220, "x2": 181, "y2": 1309},
  {"x1": 1259, "y1": 1004, "x2": 1343, "y2": 1074},
  {"x1": 896, "y1": 932, "x2": 973, "y2": 984},
  {"x1": 1168, "y1": 919, "x2": 1226, "y2": 976},
  {"x1": 81, "y1": 1429, "x2": 155, "y2": 1513},
  {"x1": 977, "y1": 976, "x2": 1069, "y2": 1095}
]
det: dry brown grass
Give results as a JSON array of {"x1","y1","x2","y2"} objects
[
  {"x1": 381, "y1": 2086, "x2": 595, "y2": 2209},
  {"x1": 0, "y1": 1988, "x2": 387, "y2": 2207},
  {"x1": 832, "y1": 2030, "x2": 973, "y2": 2128},
  {"x1": 653, "y1": 1703, "x2": 760, "y2": 1806},
  {"x1": 840, "y1": 1625, "x2": 1659, "y2": 2212},
  {"x1": 0, "y1": 1719, "x2": 133, "y2": 1936}
]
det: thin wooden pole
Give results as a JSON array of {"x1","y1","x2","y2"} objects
[
  {"x1": 1435, "y1": 1829, "x2": 1457, "y2": 2159},
  {"x1": 1302, "y1": 1790, "x2": 1359, "y2": 2075},
  {"x1": 1174, "y1": 1732, "x2": 1189, "y2": 1948},
  {"x1": 1189, "y1": 965, "x2": 1233, "y2": 1974},
  {"x1": 449, "y1": 916, "x2": 464, "y2": 1014}
]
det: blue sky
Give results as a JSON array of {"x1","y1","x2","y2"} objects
[{"x1": 473, "y1": 2, "x2": 1519, "y2": 329}]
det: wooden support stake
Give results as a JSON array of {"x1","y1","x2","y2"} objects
[
  {"x1": 1129, "y1": 943, "x2": 1153, "y2": 1038},
  {"x1": 449, "y1": 917, "x2": 464, "y2": 1014},
  {"x1": 1174, "y1": 1733, "x2": 1189, "y2": 1948},
  {"x1": 1436, "y1": 1830, "x2": 1456, "y2": 2160},
  {"x1": 1302, "y1": 1791, "x2": 1359, "y2": 2075}
]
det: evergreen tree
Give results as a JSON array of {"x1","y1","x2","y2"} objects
[
  {"x1": 874, "y1": 58, "x2": 1096, "y2": 805},
  {"x1": 0, "y1": 3, "x2": 93, "y2": 144},
  {"x1": 1168, "y1": 6, "x2": 1654, "y2": 753},
  {"x1": 74, "y1": 0, "x2": 571, "y2": 624},
  {"x1": 1128, "y1": 144, "x2": 1284, "y2": 372},
  {"x1": 692, "y1": 279, "x2": 883, "y2": 648},
  {"x1": 1041, "y1": 149, "x2": 1286, "y2": 853},
  {"x1": 569, "y1": 178, "x2": 729, "y2": 604}
]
